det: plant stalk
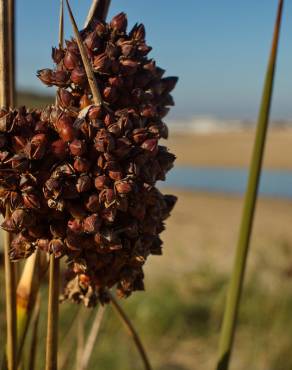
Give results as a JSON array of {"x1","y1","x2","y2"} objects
[
  {"x1": 3, "y1": 206, "x2": 17, "y2": 370},
  {"x1": 1, "y1": 1, "x2": 17, "y2": 369},
  {"x1": 80, "y1": 305, "x2": 106, "y2": 370},
  {"x1": 45, "y1": 255, "x2": 60, "y2": 370},
  {"x1": 16, "y1": 250, "x2": 48, "y2": 366},
  {"x1": 28, "y1": 295, "x2": 41, "y2": 370},
  {"x1": 65, "y1": 0, "x2": 103, "y2": 106},
  {"x1": 7, "y1": 0, "x2": 15, "y2": 105},
  {"x1": 216, "y1": 1, "x2": 284, "y2": 369},
  {"x1": 109, "y1": 292, "x2": 152, "y2": 370},
  {"x1": 84, "y1": 0, "x2": 111, "y2": 28}
]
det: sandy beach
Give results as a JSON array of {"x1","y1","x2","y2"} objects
[
  {"x1": 147, "y1": 190, "x2": 292, "y2": 282},
  {"x1": 165, "y1": 128, "x2": 292, "y2": 169}
]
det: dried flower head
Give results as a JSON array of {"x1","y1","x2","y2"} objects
[{"x1": 0, "y1": 11, "x2": 178, "y2": 307}]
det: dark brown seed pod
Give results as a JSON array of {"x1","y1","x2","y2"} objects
[
  {"x1": 76, "y1": 175, "x2": 92, "y2": 193},
  {"x1": 56, "y1": 114, "x2": 76, "y2": 142},
  {"x1": 64, "y1": 51, "x2": 80, "y2": 70},
  {"x1": 110, "y1": 12, "x2": 127, "y2": 33},
  {"x1": 1, "y1": 9, "x2": 179, "y2": 305},
  {"x1": 52, "y1": 47, "x2": 65, "y2": 63},
  {"x1": 83, "y1": 214, "x2": 101, "y2": 234},
  {"x1": 69, "y1": 140, "x2": 86, "y2": 156},
  {"x1": 71, "y1": 67, "x2": 86, "y2": 85}
]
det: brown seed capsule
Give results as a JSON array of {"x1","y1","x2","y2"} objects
[
  {"x1": 37, "y1": 69, "x2": 54, "y2": 86},
  {"x1": 51, "y1": 140, "x2": 67, "y2": 159},
  {"x1": 76, "y1": 175, "x2": 91, "y2": 193},
  {"x1": 56, "y1": 114, "x2": 76, "y2": 142},
  {"x1": 10, "y1": 209, "x2": 34, "y2": 230},
  {"x1": 95, "y1": 21, "x2": 107, "y2": 36},
  {"x1": 68, "y1": 219, "x2": 83, "y2": 234},
  {"x1": 115, "y1": 180, "x2": 132, "y2": 194},
  {"x1": 80, "y1": 95, "x2": 92, "y2": 109},
  {"x1": 108, "y1": 76, "x2": 123, "y2": 88},
  {"x1": 71, "y1": 67, "x2": 86, "y2": 85},
  {"x1": 25, "y1": 134, "x2": 47, "y2": 160},
  {"x1": 130, "y1": 23, "x2": 146, "y2": 41},
  {"x1": 101, "y1": 207, "x2": 116, "y2": 222},
  {"x1": 74, "y1": 157, "x2": 90, "y2": 173},
  {"x1": 103, "y1": 86, "x2": 117, "y2": 103},
  {"x1": 94, "y1": 175, "x2": 109, "y2": 190},
  {"x1": 36, "y1": 238, "x2": 50, "y2": 253},
  {"x1": 137, "y1": 43, "x2": 152, "y2": 56},
  {"x1": 10, "y1": 233, "x2": 34, "y2": 261},
  {"x1": 64, "y1": 50, "x2": 80, "y2": 70},
  {"x1": 161, "y1": 77, "x2": 179, "y2": 93},
  {"x1": 52, "y1": 47, "x2": 64, "y2": 63},
  {"x1": 110, "y1": 12, "x2": 127, "y2": 33},
  {"x1": 69, "y1": 140, "x2": 86, "y2": 156},
  {"x1": 132, "y1": 128, "x2": 148, "y2": 144},
  {"x1": 67, "y1": 202, "x2": 87, "y2": 219},
  {"x1": 54, "y1": 70, "x2": 70, "y2": 86},
  {"x1": 83, "y1": 214, "x2": 101, "y2": 234},
  {"x1": 88, "y1": 105, "x2": 103, "y2": 120},
  {"x1": 12, "y1": 136, "x2": 27, "y2": 152},
  {"x1": 58, "y1": 89, "x2": 74, "y2": 108},
  {"x1": 141, "y1": 105, "x2": 157, "y2": 118},
  {"x1": 120, "y1": 59, "x2": 138, "y2": 75},
  {"x1": 119, "y1": 41, "x2": 134, "y2": 57},
  {"x1": 84, "y1": 31, "x2": 100, "y2": 50},
  {"x1": 85, "y1": 194, "x2": 100, "y2": 212},
  {"x1": 50, "y1": 222, "x2": 66, "y2": 238},
  {"x1": 93, "y1": 53, "x2": 110, "y2": 73},
  {"x1": 23, "y1": 193, "x2": 41, "y2": 209},
  {"x1": 49, "y1": 239, "x2": 65, "y2": 258}
]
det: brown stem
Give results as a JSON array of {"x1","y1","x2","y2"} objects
[
  {"x1": 45, "y1": 255, "x2": 60, "y2": 370},
  {"x1": 0, "y1": 0, "x2": 10, "y2": 107},
  {"x1": 65, "y1": 0, "x2": 103, "y2": 106},
  {"x1": 4, "y1": 206, "x2": 17, "y2": 370},
  {"x1": 7, "y1": 0, "x2": 15, "y2": 106},
  {"x1": 58, "y1": 0, "x2": 64, "y2": 49},
  {"x1": 81, "y1": 305, "x2": 106, "y2": 370},
  {"x1": 1, "y1": 1, "x2": 17, "y2": 369},
  {"x1": 84, "y1": 0, "x2": 111, "y2": 28},
  {"x1": 108, "y1": 292, "x2": 152, "y2": 370}
]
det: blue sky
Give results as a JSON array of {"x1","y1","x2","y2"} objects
[{"x1": 16, "y1": 1, "x2": 292, "y2": 120}]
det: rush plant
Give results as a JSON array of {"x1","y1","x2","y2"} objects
[
  {"x1": 216, "y1": 1, "x2": 284, "y2": 369},
  {"x1": 0, "y1": 1, "x2": 177, "y2": 369}
]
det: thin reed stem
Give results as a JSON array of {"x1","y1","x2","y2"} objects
[
  {"x1": 58, "y1": 0, "x2": 64, "y2": 49},
  {"x1": 7, "y1": 0, "x2": 15, "y2": 105},
  {"x1": 216, "y1": 1, "x2": 284, "y2": 369},
  {"x1": 65, "y1": 0, "x2": 103, "y2": 106},
  {"x1": 81, "y1": 305, "x2": 106, "y2": 370},
  {"x1": 45, "y1": 255, "x2": 60, "y2": 370},
  {"x1": 109, "y1": 292, "x2": 152, "y2": 370},
  {"x1": 4, "y1": 206, "x2": 17, "y2": 370},
  {"x1": 1, "y1": 0, "x2": 17, "y2": 368},
  {"x1": 0, "y1": 0, "x2": 10, "y2": 107}
]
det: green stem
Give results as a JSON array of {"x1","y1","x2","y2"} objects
[
  {"x1": 45, "y1": 255, "x2": 60, "y2": 370},
  {"x1": 216, "y1": 1, "x2": 284, "y2": 369}
]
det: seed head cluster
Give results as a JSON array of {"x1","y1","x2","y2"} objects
[{"x1": 0, "y1": 13, "x2": 177, "y2": 306}]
